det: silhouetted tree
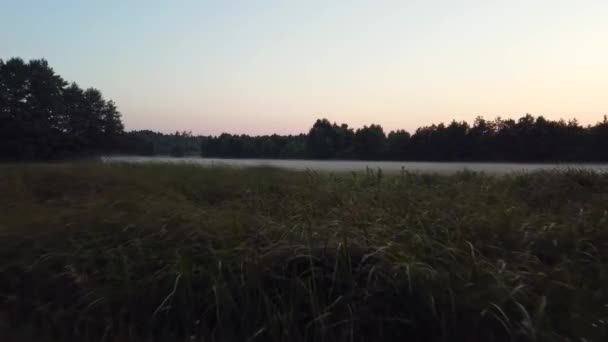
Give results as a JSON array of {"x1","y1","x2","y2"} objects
[
  {"x1": 0, "y1": 57, "x2": 125, "y2": 160},
  {"x1": 354, "y1": 124, "x2": 387, "y2": 160},
  {"x1": 590, "y1": 116, "x2": 608, "y2": 161},
  {"x1": 307, "y1": 119, "x2": 336, "y2": 159},
  {"x1": 5, "y1": 57, "x2": 608, "y2": 162},
  {"x1": 195, "y1": 115, "x2": 608, "y2": 161},
  {"x1": 386, "y1": 130, "x2": 410, "y2": 160}
]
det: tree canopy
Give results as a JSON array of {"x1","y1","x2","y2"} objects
[
  {"x1": 0, "y1": 58, "x2": 123, "y2": 160},
  {"x1": 193, "y1": 114, "x2": 608, "y2": 162},
  {"x1": 3, "y1": 57, "x2": 608, "y2": 162}
]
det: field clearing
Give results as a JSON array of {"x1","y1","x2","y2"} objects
[{"x1": 1, "y1": 163, "x2": 607, "y2": 341}]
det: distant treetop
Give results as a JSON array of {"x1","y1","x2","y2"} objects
[{"x1": 3, "y1": 57, "x2": 608, "y2": 162}]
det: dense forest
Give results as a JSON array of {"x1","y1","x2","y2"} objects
[
  {"x1": 129, "y1": 116, "x2": 608, "y2": 162},
  {"x1": 3, "y1": 57, "x2": 608, "y2": 162},
  {"x1": 0, "y1": 58, "x2": 123, "y2": 160}
]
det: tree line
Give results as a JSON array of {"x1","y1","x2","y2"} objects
[
  {"x1": 0, "y1": 58, "x2": 124, "y2": 160},
  {"x1": 3, "y1": 58, "x2": 608, "y2": 162},
  {"x1": 127, "y1": 116, "x2": 608, "y2": 162}
]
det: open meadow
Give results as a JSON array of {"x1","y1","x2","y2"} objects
[{"x1": 1, "y1": 163, "x2": 607, "y2": 341}]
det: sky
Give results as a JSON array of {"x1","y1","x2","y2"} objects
[{"x1": 2, "y1": 0, "x2": 607, "y2": 135}]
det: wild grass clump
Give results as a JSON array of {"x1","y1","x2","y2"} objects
[{"x1": 1, "y1": 163, "x2": 607, "y2": 341}]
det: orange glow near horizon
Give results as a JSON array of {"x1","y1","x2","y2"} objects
[{"x1": 4, "y1": 0, "x2": 607, "y2": 135}]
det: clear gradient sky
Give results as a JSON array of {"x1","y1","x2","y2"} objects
[{"x1": 2, "y1": 0, "x2": 607, "y2": 135}]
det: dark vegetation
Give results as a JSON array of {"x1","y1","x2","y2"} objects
[
  {"x1": 2, "y1": 57, "x2": 608, "y2": 341},
  {"x1": 1, "y1": 164, "x2": 607, "y2": 341},
  {"x1": 137, "y1": 115, "x2": 608, "y2": 162},
  {"x1": 0, "y1": 58, "x2": 123, "y2": 160},
  {"x1": 3, "y1": 57, "x2": 608, "y2": 162}
]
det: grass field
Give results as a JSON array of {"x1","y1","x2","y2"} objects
[{"x1": 1, "y1": 163, "x2": 607, "y2": 341}]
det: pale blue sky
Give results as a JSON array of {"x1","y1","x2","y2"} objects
[{"x1": 2, "y1": 0, "x2": 607, "y2": 134}]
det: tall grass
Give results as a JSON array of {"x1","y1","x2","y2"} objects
[{"x1": 0, "y1": 163, "x2": 607, "y2": 341}]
